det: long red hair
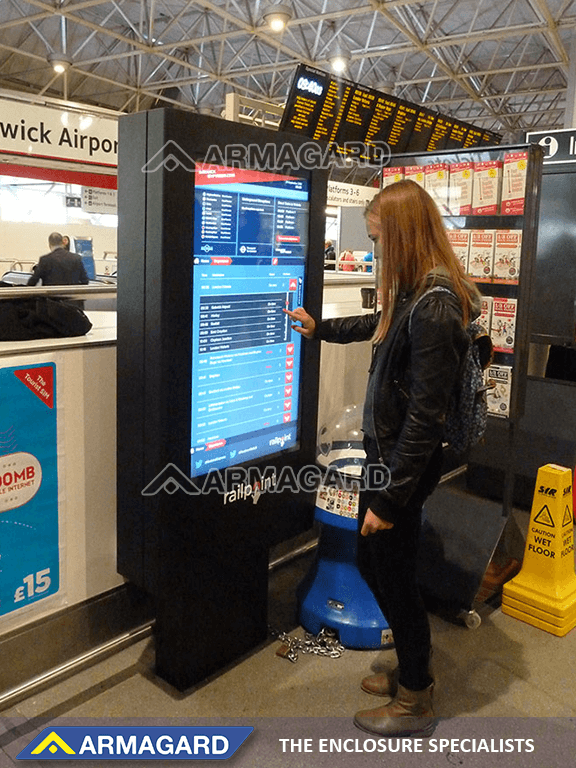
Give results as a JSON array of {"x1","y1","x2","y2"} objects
[{"x1": 366, "y1": 179, "x2": 479, "y2": 343}]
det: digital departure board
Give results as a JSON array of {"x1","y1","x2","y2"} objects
[
  {"x1": 408, "y1": 107, "x2": 438, "y2": 152},
  {"x1": 427, "y1": 115, "x2": 455, "y2": 151},
  {"x1": 279, "y1": 64, "x2": 501, "y2": 156},
  {"x1": 337, "y1": 84, "x2": 378, "y2": 148},
  {"x1": 191, "y1": 164, "x2": 310, "y2": 477},
  {"x1": 365, "y1": 93, "x2": 399, "y2": 146},
  {"x1": 463, "y1": 126, "x2": 484, "y2": 148},
  {"x1": 481, "y1": 129, "x2": 503, "y2": 146}
]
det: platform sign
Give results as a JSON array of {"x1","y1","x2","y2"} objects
[{"x1": 0, "y1": 363, "x2": 59, "y2": 617}]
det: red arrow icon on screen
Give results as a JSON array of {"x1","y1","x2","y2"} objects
[
  {"x1": 289, "y1": 279, "x2": 298, "y2": 291},
  {"x1": 285, "y1": 358, "x2": 294, "y2": 369},
  {"x1": 285, "y1": 386, "x2": 292, "y2": 397},
  {"x1": 283, "y1": 413, "x2": 291, "y2": 423},
  {"x1": 285, "y1": 372, "x2": 293, "y2": 383},
  {"x1": 286, "y1": 343, "x2": 294, "y2": 355},
  {"x1": 284, "y1": 400, "x2": 292, "y2": 410}
]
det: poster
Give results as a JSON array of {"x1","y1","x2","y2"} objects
[{"x1": 0, "y1": 363, "x2": 59, "y2": 617}]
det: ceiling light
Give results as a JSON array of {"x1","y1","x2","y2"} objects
[
  {"x1": 330, "y1": 53, "x2": 350, "y2": 74},
  {"x1": 263, "y1": 3, "x2": 293, "y2": 32},
  {"x1": 48, "y1": 52, "x2": 72, "y2": 73}
]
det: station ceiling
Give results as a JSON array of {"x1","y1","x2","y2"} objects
[{"x1": 0, "y1": 0, "x2": 573, "y2": 143}]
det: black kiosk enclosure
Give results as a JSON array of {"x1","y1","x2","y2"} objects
[{"x1": 117, "y1": 109, "x2": 329, "y2": 691}]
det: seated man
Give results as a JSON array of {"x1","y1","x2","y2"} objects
[{"x1": 28, "y1": 232, "x2": 90, "y2": 286}]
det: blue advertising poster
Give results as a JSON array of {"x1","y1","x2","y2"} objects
[{"x1": 0, "y1": 362, "x2": 59, "y2": 617}]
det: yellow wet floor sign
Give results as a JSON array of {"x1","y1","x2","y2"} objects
[{"x1": 502, "y1": 464, "x2": 576, "y2": 636}]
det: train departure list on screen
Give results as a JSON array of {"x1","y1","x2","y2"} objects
[{"x1": 190, "y1": 163, "x2": 310, "y2": 477}]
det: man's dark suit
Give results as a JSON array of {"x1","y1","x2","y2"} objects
[{"x1": 28, "y1": 247, "x2": 90, "y2": 286}]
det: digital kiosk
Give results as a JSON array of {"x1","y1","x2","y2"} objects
[{"x1": 116, "y1": 109, "x2": 328, "y2": 690}]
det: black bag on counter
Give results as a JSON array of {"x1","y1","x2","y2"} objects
[{"x1": 0, "y1": 297, "x2": 92, "y2": 340}]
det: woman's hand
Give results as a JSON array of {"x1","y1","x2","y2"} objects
[
  {"x1": 361, "y1": 508, "x2": 394, "y2": 536},
  {"x1": 283, "y1": 307, "x2": 316, "y2": 338}
]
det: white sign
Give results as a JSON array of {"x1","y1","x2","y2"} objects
[
  {"x1": 0, "y1": 97, "x2": 118, "y2": 166},
  {"x1": 327, "y1": 181, "x2": 377, "y2": 207},
  {"x1": 82, "y1": 186, "x2": 118, "y2": 214}
]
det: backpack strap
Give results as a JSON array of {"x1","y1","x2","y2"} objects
[
  {"x1": 408, "y1": 286, "x2": 493, "y2": 371},
  {"x1": 408, "y1": 285, "x2": 456, "y2": 335}
]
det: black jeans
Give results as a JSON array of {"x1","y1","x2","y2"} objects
[{"x1": 357, "y1": 436, "x2": 442, "y2": 692}]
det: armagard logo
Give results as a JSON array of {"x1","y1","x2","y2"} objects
[
  {"x1": 141, "y1": 462, "x2": 391, "y2": 499},
  {"x1": 141, "y1": 463, "x2": 201, "y2": 496},
  {"x1": 30, "y1": 732, "x2": 76, "y2": 756},
  {"x1": 18, "y1": 726, "x2": 253, "y2": 760},
  {"x1": 141, "y1": 140, "x2": 195, "y2": 173},
  {"x1": 203, "y1": 140, "x2": 390, "y2": 171}
]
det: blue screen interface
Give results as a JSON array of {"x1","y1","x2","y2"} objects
[{"x1": 191, "y1": 164, "x2": 310, "y2": 477}]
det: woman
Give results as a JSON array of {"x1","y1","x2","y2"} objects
[
  {"x1": 285, "y1": 179, "x2": 481, "y2": 738},
  {"x1": 339, "y1": 248, "x2": 355, "y2": 272}
]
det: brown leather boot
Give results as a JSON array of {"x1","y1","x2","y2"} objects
[
  {"x1": 360, "y1": 667, "x2": 399, "y2": 697},
  {"x1": 354, "y1": 683, "x2": 435, "y2": 737},
  {"x1": 361, "y1": 650, "x2": 433, "y2": 697}
]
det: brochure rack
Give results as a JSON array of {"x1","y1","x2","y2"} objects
[{"x1": 381, "y1": 143, "x2": 544, "y2": 623}]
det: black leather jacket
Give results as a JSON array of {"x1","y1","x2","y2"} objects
[{"x1": 316, "y1": 276, "x2": 475, "y2": 521}]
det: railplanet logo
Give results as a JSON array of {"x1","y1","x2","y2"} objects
[{"x1": 17, "y1": 726, "x2": 253, "y2": 761}]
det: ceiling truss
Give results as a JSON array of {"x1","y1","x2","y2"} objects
[{"x1": 0, "y1": 0, "x2": 573, "y2": 141}]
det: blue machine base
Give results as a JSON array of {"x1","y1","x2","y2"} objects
[{"x1": 297, "y1": 508, "x2": 392, "y2": 650}]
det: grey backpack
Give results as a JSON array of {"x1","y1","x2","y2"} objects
[{"x1": 409, "y1": 286, "x2": 493, "y2": 454}]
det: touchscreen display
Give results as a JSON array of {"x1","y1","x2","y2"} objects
[{"x1": 190, "y1": 163, "x2": 310, "y2": 477}]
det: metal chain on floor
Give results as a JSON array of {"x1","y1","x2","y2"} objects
[{"x1": 270, "y1": 626, "x2": 345, "y2": 663}]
